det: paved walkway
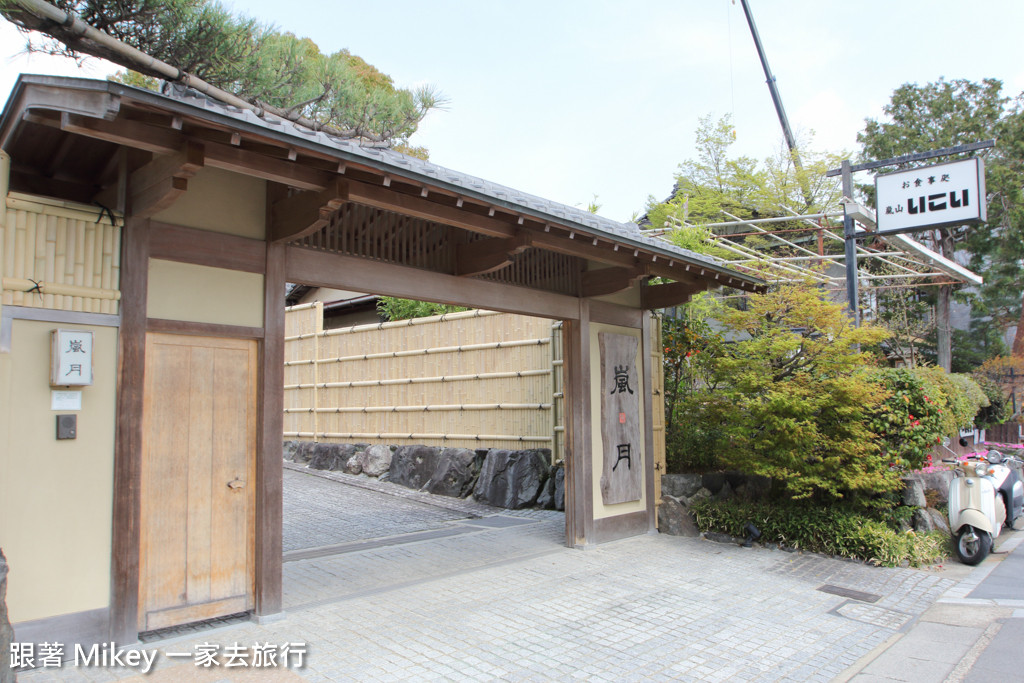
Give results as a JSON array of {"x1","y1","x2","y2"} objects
[
  {"x1": 839, "y1": 529, "x2": 1024, "y2": 683},
  {"x1": 18, "y1": 466, "x2": 1016, "y2": 682}
]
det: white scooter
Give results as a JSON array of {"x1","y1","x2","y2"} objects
[{"x1": 945, "y1": 449, "x2": 1024, "y2": 565}]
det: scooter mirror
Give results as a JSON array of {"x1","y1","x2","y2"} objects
[{"x1": 959, "y1": 437, "x2": 970, "y2": 448}]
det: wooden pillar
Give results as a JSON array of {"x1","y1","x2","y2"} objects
[
  {"x1": 562, "y1": 300, "x2": 594, "y2": 548},
  {"x1": 109, "y1": 217, "x2": 149, "y2": 643},
  {"x1": 641, "y1": 311, "x2": 657, "y2": 531},
  {"x1": 255, "y1": 241, "x2": 285, "y2": 618}
]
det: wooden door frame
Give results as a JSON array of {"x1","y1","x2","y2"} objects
[
  {"x1": 110, "y1": 221, "x2": 282, "y2": 643},
  {"x1": 110, "y1": 222, "x2": 649, "y2": 642}
]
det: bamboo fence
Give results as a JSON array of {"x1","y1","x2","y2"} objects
[
  {"x1": 283, "y1": 304, "x2": 666, "y2": 466},
  {"x1": 1, "y1": 192, "x2": 122, "y2": 314}
]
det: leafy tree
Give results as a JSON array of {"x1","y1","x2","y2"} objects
[
  {"x1": 966, "y1": 96, "x2": 1024, "y2": 355},
  {"x1": 645, "y1": 114, "x2": 845, "y2": 274},
  {"x1": 677, "y1": 279, "x2": 897, "y2": 504},
  {"x1": 2, "y1": 0, "x2": 443, "y2": 146},
  {"x1": 375, "y1": 297, "x2": 465, "y2": 322},
  {"x1": 858, "y1": 78, "x2": 1020, "y2": 369}
]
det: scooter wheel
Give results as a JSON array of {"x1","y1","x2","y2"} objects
[{"x1": 955, "y1": 526, "x2": 992, "y2": 566}]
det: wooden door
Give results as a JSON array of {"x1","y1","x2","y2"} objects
[{"x1": 138, "y1": 332, "x2": 257, "y2": 631}]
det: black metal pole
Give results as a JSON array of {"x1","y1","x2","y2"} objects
[
  {"x1": 841, "y1": 159, "x2": 860, "y2": 326},
  {"x1": 738, "y1": 0, "x2": 813, "y2": 208}
]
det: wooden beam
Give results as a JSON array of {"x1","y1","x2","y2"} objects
[
  {"x1": 640, "y1": 280, "x2": 707, "y2": 310},
  {"x1": 149, "y1": 221, "x2": 267, "y2": 273},
  {"x1": 590, "y1": 300, "x2": 644, "y2": 328},
  {"x1": 204, "y1": 140, "x2": 332, "y2": 191},
  {"x1": 54, "y1": 113, "x2": 331, "y2": 191},
  {"x1": 131, "y1": 175, "x2": 188, "y2": 218},
  {"x1": 60, "y1": 112, "x2": 181, "y2": 154},
  {"x1": 345, "y1": 180, "x2": 515, "y2": 238},
  {"x1": 580, "y1": 266, "x2": 647, "y2": 298},
  {"x1": 130, "y1": 141, "x2": 205, "y2": 193},
  {"x1": 286, "y1": 245, "x2": 580, "y2": 321},
  {"x1": 269, "y1": 179, "x2": 349, "y2": 243},
  {"x1": 126, "y1": 142, "x2": 205, "y2": 218},
  {"x1": 454, "y1": 232, "x2": 531, "y2": 277},
  {"x1": 129, "y1": 175, "x2": 188, "y2": 218}
]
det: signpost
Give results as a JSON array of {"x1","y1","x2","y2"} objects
[
  {"x1": 826, "y1": 141, "x2": 994, "y2": 325},
  {"x1": 875, "y1": 157, "x2": 986, "y2": 235}
]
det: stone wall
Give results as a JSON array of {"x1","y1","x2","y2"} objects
[
  {"x1": 658, "y1": 470, "x2": 957, "y2": 539},
  {"x1": 658, "y1": 472, "x2": 771, "y2": 537},
  {"x1": 284, "y1": 440, "x2": 565, "y2": 511},
  {"x1": 1, "y1": 548, "x2": 15, "y2": 683}
]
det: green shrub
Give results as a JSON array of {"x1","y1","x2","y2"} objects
[
  {"x1": 972, "y1": 375, "x2": 1012, "y2": 428},
  {"x1": 689, "y1": 498, "x2": 948, "y2": 567},
  {"x1": 869, "y1": 367, "x2": 987, "y2": 470}
]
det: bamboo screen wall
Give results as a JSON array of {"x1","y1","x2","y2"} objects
[
  {"x1": 284, "y1": 303, "x2": 666, "y2": 468},
  {"x1": 284, "y1": 305, "x2": 564, "y2": 452},
  {"x1": 1, "y1": 192, "x2": 121, "y2": 314}
]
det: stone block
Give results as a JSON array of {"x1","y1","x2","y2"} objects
[
  {"x1": 343, "y1": 454, "x2": 362, "y2": 475},
  {"x1": 702, "y1": 472, "x2": 727, "y2": 495},
  {"x1": 422, "y1": 448, "x2": 484, "y2": 498},
  {"x1": 309, "y1": 443, "x2": 356, "y2": 471},
  {"x1": 293, "y1": 441, "x2": 317, "y2": 465},
  {"x1": 473, "y1": 448, "x2": 551, "y2": 509},
  {"x1": 661, "y1": 473, "x2": 702, "y2": 499},
  {"x1": 658, "y1": 496, "x2": 700, "y2": 537},
  {"x1": 282, "y1": 440, "x2": 299, "y2": 462},
  {"x1": 390, "y1": 445, "x2": 442, "y2": 490},
  {"x1": 902, "y1": 477, "x2": 927, "y2": 508},
  {"x1": 913, "y1": 507, "x2": 951, "y2": 536},
  {"x1": 358, "y1": 444, "x2": 393, "y2": 477}
]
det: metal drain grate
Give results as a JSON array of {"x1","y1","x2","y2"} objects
[{"x1": 818, "y1": 584, "x2": 882, "y2": 603}]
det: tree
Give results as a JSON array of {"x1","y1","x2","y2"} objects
[
  {"x1": 1, "y1": 0, "x2": 443, "y2": 146},
  {"x1": 965, "y1": 96, "x2": 1024, "y2": 355},
  {"x1": 376, "y1": 297, "x2": 465, "y2": 322},
  {"x1": 644, "y1": 114, "x2": 845, "y2": 271},
  {"x1": 858, "y1": 78, "x2": 1017, "y2": 369},
  {"x1": 681, "y1": 279, "x2": 896, "y2": 504}
]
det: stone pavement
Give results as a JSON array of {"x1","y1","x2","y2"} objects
[
  {"x1": 18, "y1": 467, "x2": 974, "y2": 682},
  {"x1": 840, "y1": 530, "x2": 1024, "y2": 683}
]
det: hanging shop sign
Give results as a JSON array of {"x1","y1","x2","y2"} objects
[
  {"x1": 50, "y1": 329, "x2": 94, "y2": 386},
  {"x1": 874, "y1": 157, "x2": 986, "y2": 234}
]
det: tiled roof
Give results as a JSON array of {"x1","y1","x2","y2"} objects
[
  {"x1": 157, "y1": 82, "x2": 754, "y2": 281},
  {"x1": 3, "y1": 75, "x2": 762, "y2": 286}
]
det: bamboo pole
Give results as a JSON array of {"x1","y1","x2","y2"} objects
[
  {"x1": 316, "y1": 308, "x2": 502, "y2": 339},
  {"x1": 312, "y1": 301, "x2": 322, "y2": 441},
  {"x1": 0, "y1": 277, "x2": 122, "y2": 300},
  {"x1": 314, "y1": 432, "x2": 553, "y2": 443},
  {"x1": 6, "y1": 193, "x2": 120, "y2": 225},
  {"x1": 313, "y1": 337, "x2": 550, "y2": 365},
  {"x1": 282, "y1": 368, "x2": 551, "y2": 390},
  {"x1": 285, "y1": 403, "x2": 553, "y2": 414}
]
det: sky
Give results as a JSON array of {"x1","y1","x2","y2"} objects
[{"x1": 2, "y1": 1, "x2": 1024, "y2": 223}]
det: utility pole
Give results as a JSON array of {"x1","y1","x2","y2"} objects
[{"x1": 739, "y1": 0, "x2": 813, "y2": 209}]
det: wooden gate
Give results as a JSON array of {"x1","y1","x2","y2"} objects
[{"x1": 138, "y1": 332, "x2": 257, "y2": 631}]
